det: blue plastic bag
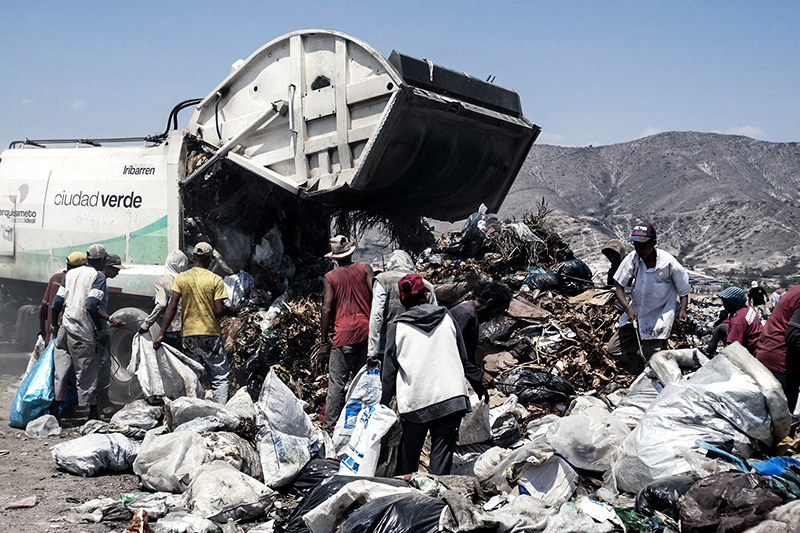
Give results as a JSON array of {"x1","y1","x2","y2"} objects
[{"x1": 9, "y1": 340, "x2": 56, "y2": 428}]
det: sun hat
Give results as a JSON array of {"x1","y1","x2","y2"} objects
[{"x1": 324, "y1": 235, "x2": 357, "y2": 259}]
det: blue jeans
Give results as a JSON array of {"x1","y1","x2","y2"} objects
[{"x1": 182, "y1": 335, "x2": 230, "y2": 404}]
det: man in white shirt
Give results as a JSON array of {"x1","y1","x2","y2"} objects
[{"x1": 606, "y1": 222, "x2": 690, "y2": 374}]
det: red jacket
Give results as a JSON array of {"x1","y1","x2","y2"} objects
[{"x1": 756, "y1": 285, "x2": 800, "y2": 373}]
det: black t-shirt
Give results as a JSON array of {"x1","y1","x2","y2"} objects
[
  {"x1": 749, "y1": 286, "x2": 768, "y2": 306},
  {"x1": 449, "y1": 301, "x2": 479, "y2": 364}
]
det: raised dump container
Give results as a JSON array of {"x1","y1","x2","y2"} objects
[{"x1": 186, "y1": 29, "x2": 540, "y2": 221}]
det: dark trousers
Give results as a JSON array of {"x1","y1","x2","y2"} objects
[
  {"x1": 323, "y1": 342, "x2": 367, "y2": 430},
  {"x1": 397, "y1": 411, "x2": 464, "y2": 476}
]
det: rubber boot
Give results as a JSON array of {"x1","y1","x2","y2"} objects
[
  {"x1": 50, "y1": 400, "x2": 62, "y2": 421},
  {"x1": 88, "y1": 405, "x2": 99, "y2": 421}
]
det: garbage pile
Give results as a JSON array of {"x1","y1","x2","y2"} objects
[{"x1": 9, "y1": 202, "x2": 800, "y2": 532}]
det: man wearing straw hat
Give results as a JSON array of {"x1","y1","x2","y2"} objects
[{"x1": 319, "y1": 235, "x2": 374, "y2": 430}]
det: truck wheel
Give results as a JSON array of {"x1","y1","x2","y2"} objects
[
  {"x1": 109, "y1": 307, "x2": 160, "y2": 372},
  {"x1": 14, "y1": 305, "x2": 40, "y2": 347}
]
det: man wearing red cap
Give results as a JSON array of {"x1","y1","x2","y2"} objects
[
  {"x1": 607, "y1": 222, "x2": 690, "y2": 374},
  {"x1": 381, "y1": 274, "x2": 488, "y2": 476}
]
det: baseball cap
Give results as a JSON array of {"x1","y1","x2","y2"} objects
[
  {"x1": 629, "y1": 222, "x2": 657, "y2": 243},
  {"x1": 104, "y1": 254, "x2": 126, "y2": 269},
  {"x1": 86, "y1": 243, "x2": 107, "y2": 260},
  {"x1": 66, "y1": 251, "x2": 88, "y2": 267},
  {"x1": 718, "y1": 286, "x2": 747, "y2": 311},
  {"x1": 398, "y1": 273, "x2": 429, "y2": 300},
  {"x1": 193, "y1": 242, "x2": 213, "y2": 257}
]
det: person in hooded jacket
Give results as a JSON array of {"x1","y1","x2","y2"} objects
[
  {"x1": 139, "y1": 250, "x2": 189, "y2": 351},
  {"x1": 717, "y1": 286, "x2": 762, "y2": 356},
  {"x1": 367, "y1": 250, "x2": 436, "y2": 361},
  {"x1": 381, "y1": 274, "x2": 488, "y2": 476}
]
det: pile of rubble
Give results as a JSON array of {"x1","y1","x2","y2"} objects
[{"x1": 8, "y1": 204, "x2": 800, "y2": 532}]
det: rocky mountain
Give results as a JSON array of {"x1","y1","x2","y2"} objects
[{"x1": 496, "y1": 131, "x2": 800, "y2": 281}]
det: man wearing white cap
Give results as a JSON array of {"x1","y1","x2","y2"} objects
[
  {"x1": 154, "y1": 242, "x2": 230, "y2": 403},
  {"x1": 51, "y1": 243, "x2": 122, "y2": 420},
  {"x1": 319, "y1": 235, "x2": 374, "y2": 430}
]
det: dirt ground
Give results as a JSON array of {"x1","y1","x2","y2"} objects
[{"x1": 0, "y1": 348, "x2": 140, "y2": 531}]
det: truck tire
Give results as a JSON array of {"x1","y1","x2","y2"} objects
[
  {"x1": 107, "y1": 307, "x2": 155, "y2": 405},
  {"x1": 14, "y1": 305, "x2": 40, "y2": 347},
  {"x1": 109, "y1": 307, "x2": 159, "y2": 371}
]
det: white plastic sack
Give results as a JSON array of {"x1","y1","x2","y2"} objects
[
  {"x1": 111, "y1": 399, "x2": 164, "y2": 430},
  {"x1": 184, "y1": 461, "x2": 274, "y2": 523},
  {"x1": 52, "y1": 433, "x2": 139, "y2": 477},
  {"x1": 546, "y1": 406, "x2": 630, "y2": 472},
  {"x1": 23, "y1": 334, "x2": 46, "y2": 378},
  {"x1": 133, "y1": 431, "x2": 209, "y2": 493},
  {"x1": 488, "y1": 495, "x2": 616, "y2": 533},
  {"x1": 475, "y1": 439, "x2": 555, "y2": 493},
  {"x1": 129, "y1": 332, "x2": 206, "y2": 402},
  {"x1": 166, "y1": 397, "x2": 241, "y2": 432},
  {"x1": 516, "y1": 454, "x2": 579, "y2": 506},
  {"x1": 225, "y1": 387, "x2": 257, "y2": 421},
  {"x1": 457, "y1": 395, "x2": 492, "y2": 446},
  {"x1": 339, "y1": 404, "x2": 398, "y2": 477},
  {"x1": 333, "y1": 364, "x2": 382, "y2": 453},
  {"x1": 223, "y1": 270, "x2": 255, "y2": 308},
  {"x1": 610, "y1": 343, "x2": 790, "y2": 494},
  {"x1": 610, "y1": 371, "x2": 664, "y2": 428},
  {"x1": 26, "y1": 414, "x2": 61, "y2": 438},
  {"x1": 204, "y1": 432, "x2": 263, "y2": 481},
  {"x1": 256, "y1": 368, "x2": 325, "y2": 488},
  {"x1": 154, "y1": 511, "x2": 222, "y2": 533}
]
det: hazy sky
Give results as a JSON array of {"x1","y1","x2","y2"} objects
[{"x1": 2, "y1": 1, "x2": 798, "y2": 150}]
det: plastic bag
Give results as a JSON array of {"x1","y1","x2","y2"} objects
[
  {"x1": 129, "y1": 332, "x2": 206, "y2": 402},
  {"x1": 333, "y1": 363, "x2": 382, "y2": 453},
  {"x1": 225, "y1": 386, "x2": 257, "y2": 421},
  {"x1": 339, "y1": 404, "x2": 398, "y2": 477},
  {"x1": 183, "y1": 461, "x2": 274, "y2": 523},
  {"x1": 133, "y1": 431, "x2": 209, "y2": 493},
  {"x1": 25, "y1": 414, "x2": 61, "y2": 438},
  {"x1": 527, "y1": 271, "x2": 562, "y2": 292},
  {"x1": 680, "y1": 472, "x2": 782, "y2": 533},
  {"x1": 111, "y1": 399, "x2": 164, "y2": 430},
  {"x1": 634, "y1": 475, "x2": 695, "y2": 521},
  {"x1": 610, "y1": 370, "x2": 664, "y2": 428},
  {"x1": 457, "y1": 395, "x2": 491, "y2": 446},
  {"x1": 252, "y1": 227, "x2": 284, "y2": 273},
  {"x1": 283, "y1": 476, "x2": 409, "y2": 533},
  {"x1": 204, "y1": 432, "x2": 263, "y2": 482},
  {"x1": 489, "y1": 414, "x2": 522, "y2": 448},
  {"x1": 9, "y1": 340, "x2": 56, "y2": 428},
  {"x1": 610, "y1": 345, "x2": 789, "y2": 494},
  {"x1": 516, "y1": 454, "x2": 578, "y2": 506},
  {"x1": 478, "y1": 316, "x2": 519, "y2": 344},
  {"x1": 555, "y1": 259, "x2": 593, "y2": 295},
  {"x1": 223, "y1": 270, "x2": 255, "y2": 309},
  {"x1": 497, "y1": 369, "x2": 575, "y2": 404},
  {"x1": 546, "y1": 406, "x2": 630, "y2": 472},
  {"x1": 166, "y1": 397, "x2": 241, "y2": 432},
  {"x1": 255, "y1": 368, "x2": 325, "y2": 488},
  {"x1": 289, "y1": 458, "x2": 340, "y2": 496},
  {"x1": 23, "y1": 334, "x2": 46, "y2": 378},
  {"x1": 154, "y1": 511, "x2": 222, "y2": 533},
  {"x1": 52, "y1": 433, "x2": 140, "y2": 476},
  {"x1": 337, "y1": 493, "x2": 445, "y2": 533}
]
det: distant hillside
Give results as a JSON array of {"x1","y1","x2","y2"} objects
[{"x1": 497, "y1": 132, "x2": 800, "y2": 281}]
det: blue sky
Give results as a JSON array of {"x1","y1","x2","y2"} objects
[{"x1": 1, "y1": 1, "x2": 798, "y2": 149}]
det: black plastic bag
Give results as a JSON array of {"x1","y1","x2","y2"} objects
[
  {"x1": 527, "y1": 272, "x2": 562, "y2": 291},
  {"x1": 680, "y1": 472, "x2": 783, "y2": 533},
  {"x1": 489, "y1": 413, "x2": 522, "y2": 448},
  {"x1": 338, "y1": 494, "x2": 445, "y2": 533},
  {"x1": 496, "y1": 369, "x2": 575, "y2": 404},
  {"x1": 282, "y1": 476, "x2": 408, "y2": 533},
  {"x1": 556, "y1": 259, "x2": 594, "y2": 295},
  {"x1": 634, "y1": 475, "x2": 695, "y2": 521},
  {"x1": 478, "y1": 316, "x2": 519, "y2": 344},
  {"x1": 290, "y1": 458, "x2": 340, "y2": 496}
]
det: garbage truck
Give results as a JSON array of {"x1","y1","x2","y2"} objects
[{"x1": 0, "y1": 29, "x2": 540, "y2": 349}]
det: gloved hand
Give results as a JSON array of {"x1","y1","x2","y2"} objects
[
  {"x1": 50, "y1": 324, "x2": 59, "y2": 339},
  {"x1": 473, "y1": 382, "x2": 490, "y2": 403}
]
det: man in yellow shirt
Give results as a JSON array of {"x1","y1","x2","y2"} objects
[{"x1": 153, "y1": 242, "x2": 230, "y2": 403}]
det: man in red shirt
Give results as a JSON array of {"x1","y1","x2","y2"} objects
[
  {"x1": 717, "y1": 286, "x2": 762, "y2": 355},
  {"x1": 756, "y1": 285, "x2": 800, "y2": 411},
  {"x1": 319, "y1": 235, "x2": 374, "y2": 430}
]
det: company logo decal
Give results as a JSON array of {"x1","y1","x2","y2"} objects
[
  {"x1": 2, "y1": 184, "x2": 36, "y2": 223},
  {"x1": 54, "y1": 190, "x2": 143, "y2": 209}
]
